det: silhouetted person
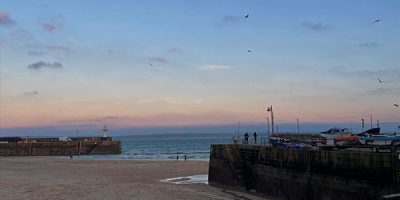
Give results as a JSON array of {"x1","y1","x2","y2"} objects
[
  {"x1": 176, "y1": 155, "x2": 179, "y2": 160},
  {"x1": 69, "y1": 152, "x2": 73, "y2": 159},
  {"x1": 184, "y1": 155, "x2": 187, "y2": 161},
  {"x1": 244, "y1": 132, "x2": 249, "y2": 144},
  {"x1": 254, "y1": 132, "x2": 257, "y2": 144}
]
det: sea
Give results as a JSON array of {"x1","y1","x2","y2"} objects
[{"x1": 74, "y1": 133, "x2": 234, "y2": 160}]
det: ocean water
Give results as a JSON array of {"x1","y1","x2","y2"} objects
[
  {"x1": 161, "y1": 175, "x2": 209, "y2": 185},
  {"x1": 74, "y1": 133, "x2": 232, "y2": 160}
]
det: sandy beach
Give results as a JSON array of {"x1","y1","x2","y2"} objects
[{"x1": 0, "y1": 157, "x2": 265, "y2": 200}]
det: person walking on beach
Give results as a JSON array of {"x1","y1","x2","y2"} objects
[
  {"x1": 184, "y1": 155, "x2": 187, "y2": 161},
  {"x1": 254, "y1": 132, "x2": 257, "y2": 144},
  {"x1": 176, "y1": 155, "x2": 179, "y2": 160},
  {"x1": 244, "y1": 132, "x2": 249, "y2": 144}
]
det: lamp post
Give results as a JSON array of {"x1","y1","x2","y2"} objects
[
  {"x1": 267, "y1": 106, "x2": 274, "y2": 134},
  {"x1": 361, "y1": 118, "x2": 365, "y2": 132},
  {"x1": 297, "y1": 118, "x2": 300, "y2": 133},
  {"x1": 370, "y1": 114, "x2": 373, "y2": 129}
]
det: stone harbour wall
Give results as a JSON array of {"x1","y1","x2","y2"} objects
[{"x1": 209, "y1": 144, "x2": 400, "y2": 200}]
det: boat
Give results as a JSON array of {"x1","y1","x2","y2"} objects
[
  {"x1": 320, "y1": 127, "x2": 352, "y2": 145},
  {"x1": 334, "y1": 135, "x2": 360, "y2": 145},
  {"x1": 359, "y1": 135, "x2": 400, "y2": 146},
  {"x1": 358, "y1": 127, "x2": 380, "y2": 136}
]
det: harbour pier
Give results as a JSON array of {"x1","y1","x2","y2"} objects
[
  {"x1": 0, "y1": 136, "x2": 121, "y2": 156},
  {"x1": 209, "y1": 144, "x2": 400, "y2": 199}
]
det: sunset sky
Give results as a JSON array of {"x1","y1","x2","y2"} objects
[{"x1": 0, "y1": 0, "x2": 399, "y2": 135}]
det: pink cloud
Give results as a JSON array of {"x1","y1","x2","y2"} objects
[
  {"x1": 0, "y1": 11, "x2": 15, "y2": 26},
  {"x1": 42, "y1": 23, "x2": 56, "y2": 32},
  {"x1": 40, "y1": 14, "x2": 64, "y2": 32}
]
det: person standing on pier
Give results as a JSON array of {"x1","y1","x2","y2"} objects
[
  {"x1": 254, "y1": 132, "x2": 257, "y2": 144},
  {"x1": 244, "y1": 132, "x2": 249, "y2": 144}
]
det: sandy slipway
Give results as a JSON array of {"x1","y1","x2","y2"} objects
[{"x1": 0, "y1": 157, "x2": 265, "y2": 200}]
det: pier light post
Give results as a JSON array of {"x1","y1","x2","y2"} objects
[
  {"x1": 361, "y1": 118, "x2": 364, "y2": 132},
  {"x1": 267, "y1": 106, "x2": 274, "y2": 134},
  {"x1": 297, "y1": 118, "x2": 300, "y2": 133},
  {"x1": 237, "y1": 121, "x2": 240, "y2": 138},
  {"x1": 102, "y1": 126, "x2": 108, "y2": 138},
  {"x1": 370, "y1": 114, "x2": 373, "y2": 129}
]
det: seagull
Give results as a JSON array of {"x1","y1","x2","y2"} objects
[
  {"x1": 148, "y1": 63, "x2": 156, "y2": 69},
  {"x1": 372, "y1": 19, "x2": 383, "y2": 24},
  {"x1": 245, "y1": 14, "x2": 249, "y2": 19},
  {"x1": 395, "y1": 104, "x2": 399, "y2": 108},
  {"x1": 378, "y1": 78, "x2": 383, "y2": 83},
  {"x1": 247, "y1": 50, "x2": 252, "y2": 53}
]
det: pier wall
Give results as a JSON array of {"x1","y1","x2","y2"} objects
[
  {"x1": 209, "y1": 144, "x2": 400, "y2": 200},
  {"x1": 0, "y1": 140, "x2": 121, "y2": 156}
]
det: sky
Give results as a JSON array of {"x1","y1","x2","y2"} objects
[{"x1": 0, "y1": 0, "x2": 399, "y2": 136}]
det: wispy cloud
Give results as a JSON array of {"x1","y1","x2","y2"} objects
[
  {"x1": 0, "y1": 11, "x2": 16, "y2": 26},
  {"x1": 47, "y1": 45, "x2": 71, "y2": 54},
  {"x1": 150, "y1": 57, "x2": 169, "y2": 64},
  {"x1": 27, "y1": 51, "x2": 45, "y2": 56},
  {"x1": 92, "y1": 116, "x2": 129, "y2": 122},
  {"x1": 165, "y1": 47, "x2": 183, "y2": 54},
  {"x1": 331, "y1": 66, "x2": 400, "y2": 77},
  {"x1": 199, "y1": 65, "x2": 231, "y2": 71},
  {"x1": 138, "y1": 97, "x2": 174, "y2": 104},
  {"x1": 7, "y1": 29, "x2": 35, "y2": 44},
  {"x1": 301, "y1": 21, "x2": 331, "y2": 31},
  {"x1": 28, "y1": 61, "x2": 63, "y2": 70},
  {"x1": 223, "y1": 15, "x2": 242, "y2": 23},
  {"x1": 330, "y1": 66, "x2": 400, "y2": 83},
  {"x1": 358, "y1": 42, "x2": 380, "y2": 48},
  {"x1": 25, "y1": 90, "x2": 39, "y2": 96},
  {"x1": 365, "y1": 87, "x2": 400, "y2": 95},
  {"x1": 41, "y1": 14, "x2": 64, "y2": 32},
  {"x1": 215, "y1": 15, "x2": 243, "y2": 27}
]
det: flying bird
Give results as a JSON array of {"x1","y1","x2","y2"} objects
[
  {"x1": 395, "y1": 104, "x2": 399, "y2": 108},
  {"x1": 148, "y1": 63, "x2": 155, "y2": 69},
  {"x1": 372, "y1": 19, "x2": 383, "y2": 24},
  {"x1": 245, "y1": 14, "x2": 249, "y2": 19},
  {"x1": 247, "y1": 50, "x2": 252, "y2": 53},
  {"x1": 378, "y1": 78, "x2": 383, "y2": 83}
]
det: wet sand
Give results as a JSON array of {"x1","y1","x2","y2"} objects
[{"x1": 0, "y1": 157, "x2": 265, "y2": 200}]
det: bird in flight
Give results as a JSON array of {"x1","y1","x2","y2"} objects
[
  {"x1": 372, "y1": 19, "x2": 383, "y2": 24},
  {"x1": 395, "y1": 104, "x2": 399, "y2": 108},
  {"x1": 148, "y1": 63, "x2": 156, "y2": 69},
  {"x1": 247, "y1": 50, "x2": 252, "y2": 53},
  {"x1": 245, "y1": 14, "x2": 249, "y2": 19},
  {"x1": 378, "y1": 78, "x2": 383, "y2": 83}
]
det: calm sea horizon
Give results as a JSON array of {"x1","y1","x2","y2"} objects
[{"x1": 73, "y1": 133, "x2": 238, "y2": 160}]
